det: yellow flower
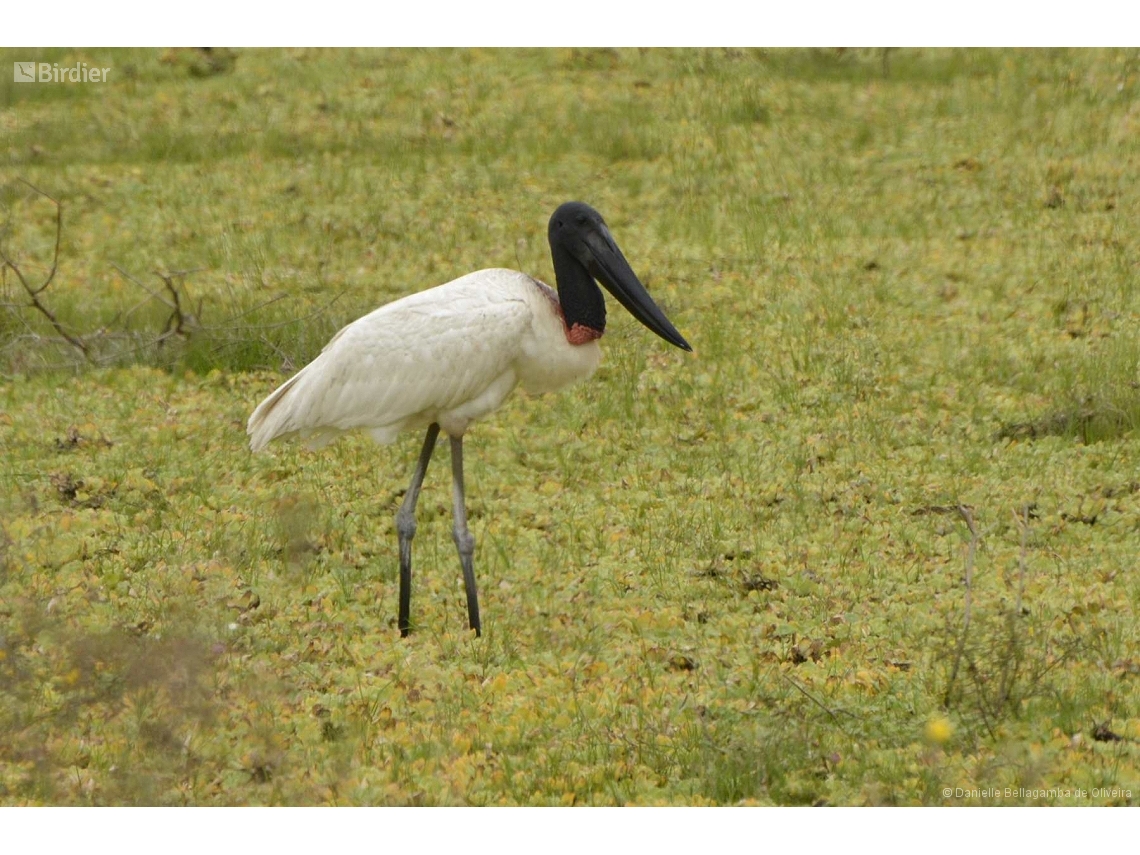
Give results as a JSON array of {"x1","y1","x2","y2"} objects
[{"x1": 925, "y1": 716, "x2": 954, "y2": 745}]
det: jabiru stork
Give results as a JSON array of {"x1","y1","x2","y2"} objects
[{"x1": 247, "y1": 202, "x2": 691, "y2": 637}]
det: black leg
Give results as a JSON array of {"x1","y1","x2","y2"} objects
[
  {"x1": 449, "y1": 435, "x2": 481, "y2": 636},
  {"x1": 396, "y1": 423, "x2": 439, "y2": 637}
]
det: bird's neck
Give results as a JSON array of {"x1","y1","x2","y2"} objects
[{"x1": 551, "y1": 244, "x2": 606, "y2": 346}]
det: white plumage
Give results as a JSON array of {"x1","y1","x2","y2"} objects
[
  {"x1": 247, "y1": 269, "x2": 601, "y2": 452},
  {"x1": 247, "y1": 202, "x2": 690, "y2": 638}
]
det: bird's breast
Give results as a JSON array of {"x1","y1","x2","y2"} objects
[{"x1": 514, "y1": 279, "x2": 603, "y2": 395}]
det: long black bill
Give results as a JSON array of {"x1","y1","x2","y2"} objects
[{"x1": 584, "y1": 226, "x2": 692, "y2": 352}]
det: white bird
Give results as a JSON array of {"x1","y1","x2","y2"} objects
[{"x1": 248, "y1": 202, "x2": 691, "y2": 637}]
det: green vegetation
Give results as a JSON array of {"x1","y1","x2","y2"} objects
[{"x1": 1, "y1": 48, "x2": 1138, "y2": 805}]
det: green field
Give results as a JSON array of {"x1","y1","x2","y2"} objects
[{"x1": 1, "y1": 47, "x2": 1138, "y2": 805}]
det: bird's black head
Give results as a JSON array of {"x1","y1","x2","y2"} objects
[
  {"x1": 547, "y1": 201, "x2": 691, "y2": 352},
  {"x1": 548, "y1": 201, "x2": 607, "y2": 249}
]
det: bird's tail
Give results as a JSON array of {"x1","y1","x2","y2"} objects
[{"x1": 247, "y1": 372, "x2": 304, "y2": 452}]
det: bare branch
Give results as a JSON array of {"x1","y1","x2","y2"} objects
[
  {"x1": 1014, "y1": 505, "x2": 1029, "y2": 620},
  {"x1": 206, "y1": 291, "x2": 344, "y2": 332},
  {"x1": 995, "y1": 505, "x2": 1032, "y2": 712},
  {"x1": 256, "y1": 334, "x2": 296, "y2": 373},
  {"x1": 2, "y1": 187, "x2": 342, "y2": 371},
  {"x1": 110, "y1": 264, "x2": 205, "y2": 347},
  {"x1": 110, "y1": 263, "x2": 176, "y2": 309},
  {"x1": 156, "y1": 270, "x2": 188, "y2": 342},
  {"x1": 97, "y1": 291, "x2": 163, "y2": 331},
  {"x1": 943, "y1": 504, "x2": 980, "y2": 708},
  {"x1": 0, "y1": 182, "x2": 90, "y2": 360},
  {"x1": 15, "y1": 179, "x2": 62, "y2": 295}
]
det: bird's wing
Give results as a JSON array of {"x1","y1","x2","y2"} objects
[{"x1": 247, "y1": 272, "x2": 536, "y2": 450}]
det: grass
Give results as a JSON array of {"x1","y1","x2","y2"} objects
[{"x1": 1, "y1": 47, "x2": 1138, "y2": 805}]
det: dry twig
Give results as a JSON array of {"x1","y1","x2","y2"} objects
[
  {"x1": 995, "y1": 505, "x2": 1032, "y2": 710},
  {"x1": 2, "y1": 178, "x2": 341, "y2": 373},
  {"x1": 0, "y1": 180, "x2": 91, "y2": 361},
  {"x1": 943, "y1": 503, "x2": 979, "y2": 708},
  {"x1": 109, "y1": 264, "x2": 203, "y2": 346}
]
